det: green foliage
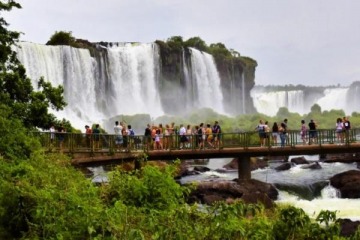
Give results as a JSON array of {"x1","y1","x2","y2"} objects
[
  {"x1": 0, "y1": 153, "x2": 105, "y2": 239},
  {"x1": 184, "y1": 36, "x2": 208, "y2": 52},
  {"x1": 276, "y1": 107, "x2": 291, "y2": 120},
  {"x1": 46, "y1": 30, "x2": 76, "y2": 46},
  {"x1": 208, "y1": 42, "x2": 232, "y2": 61},
  {"x1": 0, "y1": 104, "x2": 40, "y2": 160},
  {"x1": 105, "y1": 164, "x2": 190, "y2": 210},
  {"x1": 0, "y1": 2, "x2": 67, "y2": 130},
  {"x1": 166, "y1": 35, "x2": 184, "y2": 52},
  {"x1": 239, "y1": 56, "x2": 258, "y2": 68},
  {"x1": 0, "y1": 0, "x2": 21, "y2": 71},
  {"x1": 311, "y1": 103, "x2": 322, "y2": 114},
  {"x1": 274, "y1": 206, "x2": 342, "y2": 240}
]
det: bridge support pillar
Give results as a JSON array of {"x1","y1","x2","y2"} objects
[{"x1": 237, "y1": 156, "x2": 251, "y2": 181}]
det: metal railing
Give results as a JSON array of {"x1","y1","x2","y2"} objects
[{"x1": 30, "y1": 128, "x2": 360, "y2": 154}]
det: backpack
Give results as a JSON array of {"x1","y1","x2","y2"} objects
[
  {"x1": 197, "y1": 128, "x2": 203, "y2": 135},
  {"x1": 129, "y1": 129, "x2": 135, "y2": 136}
]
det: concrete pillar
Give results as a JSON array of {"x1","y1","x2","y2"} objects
[{"x1": 237, "y1": 156, "x2": 251, "y2": 181}]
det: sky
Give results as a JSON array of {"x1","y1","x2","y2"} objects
[{"x1": 3, "y1": 0, "x2": 360, "y2": 86}]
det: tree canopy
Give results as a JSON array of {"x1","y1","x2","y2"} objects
[{"x1": 0, "y1": 1, "x2": 67, "y2": 130}]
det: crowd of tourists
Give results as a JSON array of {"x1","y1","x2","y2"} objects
[
  {"x1": 255, "y1": 116, "x2": 351, "y2": 147},
  {"x1": 48, "y1": 115, "x2": 352, "y2": 151},
  {"x1": 141, "y1": 121, "x2": 222, "y2": 150},
  {"x1": 49, "y1": 120, "x2": 222, "y2": 151}
]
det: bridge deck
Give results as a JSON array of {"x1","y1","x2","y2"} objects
[
  {"x1": 32, "y1": 129, "x2": 360, "y2": 166},
  {"x1": 68, "y1": 143, "x2": 360, "y2": 166}
]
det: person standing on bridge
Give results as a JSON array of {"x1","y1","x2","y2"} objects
[
  {"x1": 85, "y1": 125, "x2": 92, "y2": 149},
  {"x1": 343, "y1": 116, "x2": 351, "y2": 144},
  {"x1": 255, "y1": 120, "x2": 266, "y2": 147},
  {"x1": 144, "y1": 124, "x2": 152, "y2": 150},
  {"x1": 308, "y1": 119, "x2": 317, "y2": 145},
  {"x1": 279, "y1": 119, "x2": 288, "y2": 147},
  {"x1": 335, "y1": 118, "x2": 344, "y2": 145},
  {"x1": 271, "y1": 122, "x2": 279, "y2": 147},
  {"x1": 114, "y1": 121, "x2": 123, "y2": 152},
  {"x1": 212, "y1": 121, "x2": 222, "y2": 148},
  {"x1": 300, "y1": 120, "x2": 307, "y2": 145},
  {"x1": 93, "y1": 124, "x2": 101, "y2": 150}
]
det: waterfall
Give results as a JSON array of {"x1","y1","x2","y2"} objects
[
  {"x1": 15, "y1": 42, "x2": 164, "y2": 131},
  {"x1": 251, "y1": 86, "x2": 360, "y2": 116},
  {"x1": 251, "y1": 88, "x2": 306, "y2": 116},
  {"x1": 189, "y1": 48, "x2": 225, "y2": 114},
  {"x1": 102, "y1": 43, "x2": 163, "y2": 117},
  {"x1": 315, "y1": 88, "x2": 349, "y2": 113},
  {"x1": 15, "y1": 42, "x2": 101, "y2": 128},
  {"x1": 241, "y1": 71, "x2": 246, "y2": 114},
  {"x1": 182, "y1": 49, "x2": 195, "y2": 112}
]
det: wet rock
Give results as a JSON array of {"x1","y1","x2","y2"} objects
[
  {"x1": 330, "y1": 170, "x2": 360, "y2": 198},
  {"x1": 275, "y1": 162, "x2": 292, "y2": 171},
  {"x1": 324, "y1": 153, "x2": 360, "y2": 163},
  {"x1": 193, "y1": 166, "x2": 211, "y2": 172},
  {"x1": 291, "y1": 156, "x2": 309, "y2": 165},
  {"x1": 301, "y1": 162, "x2": 322, "y2": 170},
  {"x1": 187, "y1": 179, "x2": 278, "y2": 208},
  {"x1": 274, "y1": 181, "x2": 328, "y2": 200},
  {"x1": 339, "y1": 219, "x2": 360, "y2": 237}
]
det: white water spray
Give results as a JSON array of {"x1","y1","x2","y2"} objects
[{"x1": 189, "y1": 48, "x2": 225, "y2": 114}]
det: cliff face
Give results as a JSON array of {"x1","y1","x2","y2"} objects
[
  {"x1": 214, "y1": 56, "x2": 257, "y2": 114},
  {"x1": 156, "y1": 41, "x2": 257, "y2": 115}
]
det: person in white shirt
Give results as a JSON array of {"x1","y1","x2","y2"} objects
[{"x1": 114, "y1": 121, "x2": 123, "y2": 151}]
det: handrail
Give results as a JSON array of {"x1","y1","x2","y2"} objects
[{"x1": 30, "y1": 128, "x2": 360, "y2": 154}]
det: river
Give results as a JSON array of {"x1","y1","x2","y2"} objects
[
  {"x1": 88, "y1": 155, "x2": 360, "y2": 220},
  {"x1": 179, "y1": 155, "x2": 360, "y2": 220}
]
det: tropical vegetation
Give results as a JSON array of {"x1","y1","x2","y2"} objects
[{"x1": 1, "y1": 1, "x2": 360, "y2": 239}]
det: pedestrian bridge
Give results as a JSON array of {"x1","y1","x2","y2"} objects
[{"x1": 33, "y1": 129, "x2": 360, "y2": 180}]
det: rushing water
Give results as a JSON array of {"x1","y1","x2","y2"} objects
[
  {"x1": 15, "y1": 42, "x2": 232, "y2": 132},
  {"x1": 251, "y1": 86, "x2": 359, "y2": 116},
  {"x1": 180, "y1": 156, "x2": 360, "y2": 220}
]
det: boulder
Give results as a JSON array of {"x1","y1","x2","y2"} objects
[
  {"x1": 193, "y1": 166, "x2": 211, "y2": 172},
  {"x1": 291, "y1": 156, "x2": 309, "y2": 165},
  {"x1": 324, "y1": 153, "x2": 360, "y2": 163},
  {"x1": 275, "y1": 162, "x2": 292, "y2": 171},
  {"x1": 330, "y1": 170, "x2": 360, "y2": 198},
  {"x1": 187, "y1": 179, "x2": 278, "y2": 208},
  {"x1": 301, "y1": 162, "x2": 322, "y2": 170},
  {"x1": 339, "y1": 219, "x2": 360, "y2": 237}
]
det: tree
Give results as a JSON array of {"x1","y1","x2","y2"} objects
[
  {"x1": 46, "y1": 30, "x2": 76, "y2": 46},
  {"x1": 276, "y1": 107, "x2": 290, "y2": 120},
  {"x1": 310, "y1": 104, "x2": 322, "y2": 114},
  {"x1": 184, "y1": 36, "x2": 208, "y2": 52},
  {"x1": 0, "y1": 1, "x2": 67, "y2": 129}
]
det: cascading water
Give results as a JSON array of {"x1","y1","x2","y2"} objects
[
  {"x1": 315, "y1": 88, "x2": 349, "y2": 113},
  {"x1": 189, "y1": 48, "x2": 225, "y2": 114},
  {"x1": 251, "y1": 89, "x2": 306, "y2": 116},
  {"x1": 15, "y1": 42, "x2": 102, "y2": 128},
  {"x1": 15, "y1": 42, "x2": 164, "y2": 131},
  {"x1": 181, "y1": 157, "x2": 360, "y2": 220},
  {"x1": 241, "y1": 71, "x2": 246, "y2": 114},
  {"x1": 251, "y1": 86, "x2": 359, "y2": 116},
  {"x1": 101, "y1": 43, "x2": 163, "y2": 117}
]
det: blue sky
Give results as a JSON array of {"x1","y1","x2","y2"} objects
[{"x1": 4, "y1": 0, "x2": 360, "y2": 86}]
